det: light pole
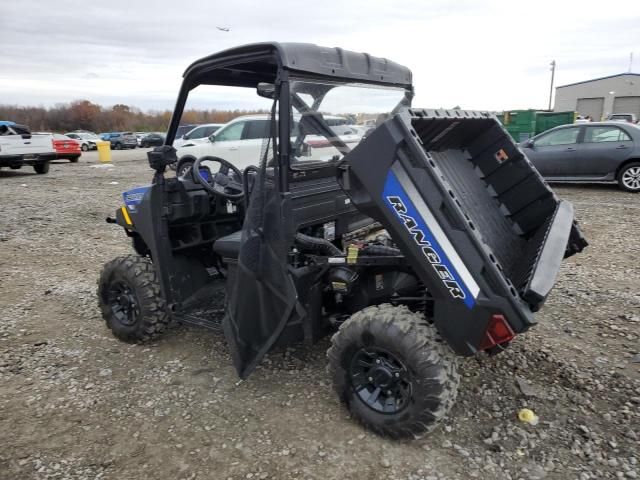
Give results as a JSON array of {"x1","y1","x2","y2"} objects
[{"x1": 548, "y1": 60, "x2": 556, "y2": 111}]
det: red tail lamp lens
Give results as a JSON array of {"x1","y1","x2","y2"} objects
[{"x1": 480, "y1": 314, "x2": 515, "y2": 350}]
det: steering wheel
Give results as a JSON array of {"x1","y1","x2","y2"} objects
[{"x1": 192, "y1": 156, "x2": 244, "y2": 200}]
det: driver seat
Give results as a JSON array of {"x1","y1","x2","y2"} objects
[{"x1": 213, "y1": 230, "x2": 242, "y2": 259}]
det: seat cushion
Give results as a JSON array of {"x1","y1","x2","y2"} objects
[{"x1": 213, "y1": 230, "x2": 242, "y2": 259}]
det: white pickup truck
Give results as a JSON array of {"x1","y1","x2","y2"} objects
[{"x1": 0, "y1": 121, "x2": 56, "y2": 174}]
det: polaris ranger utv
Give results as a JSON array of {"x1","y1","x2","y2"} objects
[{"x1": 98, "y1": 42, "x2": 587, "y2": 438}]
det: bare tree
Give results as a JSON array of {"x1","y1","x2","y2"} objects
[{"x1": 0, "y1": 100, "x2": 268, "y2": 133}]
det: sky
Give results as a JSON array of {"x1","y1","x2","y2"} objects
[{"x1": 1, "y1": 0, "x2": 639, "y2": 113}]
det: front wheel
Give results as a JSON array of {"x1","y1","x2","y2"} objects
[
  {"x1": 97, "y1": 255, "x2": 170, "y2": 343},
  {"x1": 327, "y1": 304, "x2": 460, "y2": 438},
  {"x1": 81, "y1": 144, "x2": 89, "y2": 152},
  {"x1": 618, "y1": 162, "x2": 640, "y2": 192},
  {"x1": 34, "y1": 162, "x2": 49, "y2": 174},
  {"x1": 176, "y1": 158, "x2": 194, "y2": 178}
]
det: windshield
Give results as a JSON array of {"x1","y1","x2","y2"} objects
[{"x1": 289, "y1": 79, "x2": 410, "y2": 165}]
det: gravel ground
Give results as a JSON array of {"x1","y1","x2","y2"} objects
[{"x1": 1, "y1": 150, "x2": 639, "y2": 480}]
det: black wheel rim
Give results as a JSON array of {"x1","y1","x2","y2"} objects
[
  {"x1": 349, "y1": 347, "x2": 412, "y2": 414},
  {"x1": 107, "y1": 281, "x2": 140, "y2": 326}
]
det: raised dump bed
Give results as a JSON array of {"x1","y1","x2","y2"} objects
[{"x1": 341, "y1": 108, "x2": 587, "y2": 351}]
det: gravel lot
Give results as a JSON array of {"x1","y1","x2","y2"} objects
[{"x1": 1, "y1": 150, "x2": 639, "y2": 480}]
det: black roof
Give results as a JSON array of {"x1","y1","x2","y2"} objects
[
  {"x1": 182, "y1": 42, "x2": 412, "y2": 89},
  {"x1": 557, "y1": 72, "x2": 640, "y2": 89}
]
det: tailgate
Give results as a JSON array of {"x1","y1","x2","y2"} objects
[
  {"x1": 340, "y1": 109, "x2": 586, "y2": 354},
  {"x1": 0, "y1": 134, "x2": 55, "y2": 155}
]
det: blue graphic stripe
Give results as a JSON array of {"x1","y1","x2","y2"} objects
[{"x1": 382, "y1": 171, "x2": 476, "y2": 308}]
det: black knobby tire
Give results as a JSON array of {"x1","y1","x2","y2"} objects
[
  {"x1": 97, "y1": 255, "x2": 169, "y2": 343},
  {"x1": 618, "y1": 162, "x2": 640, "y2": 192},
  {"x1": 327, "y1": 304, "x2": 460, "y2": 438},
  {"x1": 34, "y1": 162, "x2": 50, "y2": 174}
]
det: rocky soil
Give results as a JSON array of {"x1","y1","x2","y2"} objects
[{"x1": 1, "y1": 151, "x2": 638, "y2": 480}]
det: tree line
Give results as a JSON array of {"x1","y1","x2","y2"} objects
[{"x1": 0, "y1": 100, "x2": 268, "y2": 133}]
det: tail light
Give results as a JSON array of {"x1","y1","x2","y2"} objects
[{"x1": 479, "y1": 314, "x2": 515, "y2": 350}]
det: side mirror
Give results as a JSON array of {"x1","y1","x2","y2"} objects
[
  {"x1": 524, "y1": 139, "x2": 534, "y2": 148},
  {"x1": 182, "y1": 134, "x2": 187, "y2": 139},
  {"x1": 257, "y1": 82, "x2": 276, "y2": 99},
  {"x1": 208, "y1": 134, "x2": 216, "y2": 143}
]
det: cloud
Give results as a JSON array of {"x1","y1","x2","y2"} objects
[{"x1": 1, "y1": 0, "x2": 639, "y2": 111}]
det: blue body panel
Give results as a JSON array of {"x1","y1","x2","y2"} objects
[
  {"x1": 382, "y1": 170, "x2": 476, "y2": 309},
  {"x1": 123, "y1": 186, "x2": 151, "y2": 213}
]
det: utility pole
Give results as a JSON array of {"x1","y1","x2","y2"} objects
[
  {"x1": 548, "y1": 60, "x2": 556, "y2": 111},
  {"x1": 629, "y1": 52, "x2": 634, "y2": 73}
]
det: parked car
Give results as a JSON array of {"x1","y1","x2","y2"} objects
[
  {"x1": 69, "y1": 129, "x2": 98, "y2": 135},
  {"x1": 133, "y1": 132, "x2": 148, "y2": 147},
  {"x1": 64, "y1": 132, "x2": 100, "y2": 151},
  {"x1": 520, "y1": 122, "x2": 640, "y2": 192},
  {"x1": 173, "y1": 123, "x2": 223, "y2": 148},
  {"x1": 329, "y1": 124, "x2": 362, "y2": 136},
  {"x1": 50, "y1": 134, "x2": 82, "y2": 162},
  {"x1": 0, "y1": 121, "x2": 56, "y2": 174},
  {"x1": 140, "y1": 132, "x2": 165, "y2": 148},
  {"x1": 348, "y1": 125, "x2": 371, "y2": 136},
  {"x1": 175, "y1": 124, "x2": 200, "y2": 139},
  {"x1": 606, "y1": 113, "x2": 638, "y2": 124},
  {"x1": 100, "y1": 132, "x2": 137, "y2": 149},
  {"x1": 174, "y1": 114, "x2": 361, "y2": 177}
]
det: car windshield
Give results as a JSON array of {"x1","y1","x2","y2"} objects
[
  {"x1": 289, "y1": 79, "x2": 410, "y2": 165},
  {"x1": 177, "y1": 125, "x2": 197, "y2": 137}
]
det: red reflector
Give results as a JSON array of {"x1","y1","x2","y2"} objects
[{"x1": 480, "y1": 314, "x2": 515, "y2": 350}]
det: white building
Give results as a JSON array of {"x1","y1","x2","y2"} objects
[{"x1": 553, "y1": 73, "x2": 640, "y2": 120}]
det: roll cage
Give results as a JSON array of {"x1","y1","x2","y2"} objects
[{"x1": 164, "y1": 42, "x2": 414, "y2": 190}]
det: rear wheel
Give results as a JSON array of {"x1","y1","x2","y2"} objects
[
  {"x1": 618, "y1": 162, "x2": 640, "y2": 192},
  {"x1": 327, "y1": 304, "x2": 460, "y2": 438},
  {"x1": 34, "y1": 162, "x2": 49, "y2": 174},
  {"x1": 97, "y1": 255, "x2": 169, "y2": 343},
  {"x1": 70, "y1": 156, "x2": 79, "y2": 163},
  {"x1": 114, "y1": 142, "x2": 122, "y2": 150}
]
